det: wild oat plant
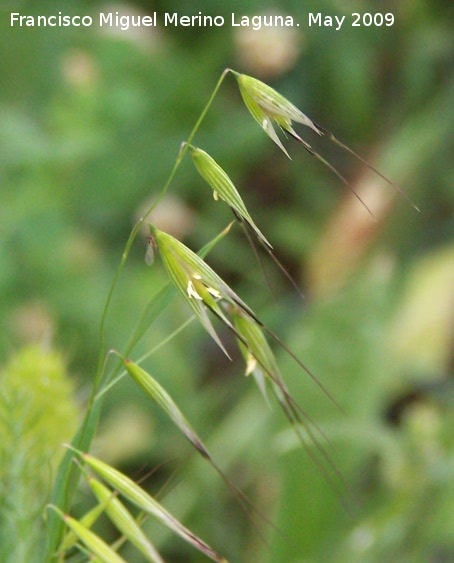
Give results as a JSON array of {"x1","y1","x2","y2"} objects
[{"x1": 1, "y1": 69, "x2": 415, "y2": 563}]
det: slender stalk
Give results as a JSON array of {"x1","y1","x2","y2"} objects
[
  {"x1": 96, "y1": 316, "x2": 195, "y2": 400},
  {"x1": 96, "y1": 68, "x2": 232, "y2": 391},
  {"x1": 46, "y1": 69, "x2": 232, "y2": 561},
  {"x1": 94, "y1": 69, "x2": 232, "y2": 420}
]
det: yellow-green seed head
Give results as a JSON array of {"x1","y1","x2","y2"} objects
[
  {"x1": 187, "y1": 144, "x2": 272, "y2": 248},
  {"x1": 149, "y1": 224, "x2": 256, "y2": 358},
  {"x1": 233, "y1": 71, "x2": 321, "y2": 157}
]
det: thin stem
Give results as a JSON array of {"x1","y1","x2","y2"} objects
[
  {"x1": 95, "y1": 69, "x2": 232, "y2": 399},
  {"x1": 96, "y1": 316, "x2": 195, "y2": 400},
  {"x1": 48, "y1": 69, "x2": 233, "y2": 559},
  {"x1": 143, "y1": 67, "x2": 233, "y2": 218}
]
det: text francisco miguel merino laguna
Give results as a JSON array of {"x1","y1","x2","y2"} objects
[{"x1": 10, "y1": 11, "x2": 299, "y2": 31}]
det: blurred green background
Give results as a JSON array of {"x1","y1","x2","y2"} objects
[{"x1": 1, "y1": 0, "x2": 454, "y2": 561}]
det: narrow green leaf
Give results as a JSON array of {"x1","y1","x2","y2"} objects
[
  {"x1": 125, "y1": 283, "x2": 176, "y2": 355},
  {"x1": 46, "y1": 398, "x2": 103, "y2": 562}
]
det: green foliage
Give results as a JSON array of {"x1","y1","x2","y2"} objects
[{"x1": 0, "y1": 346, "x2": 78, "y2": 563}]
